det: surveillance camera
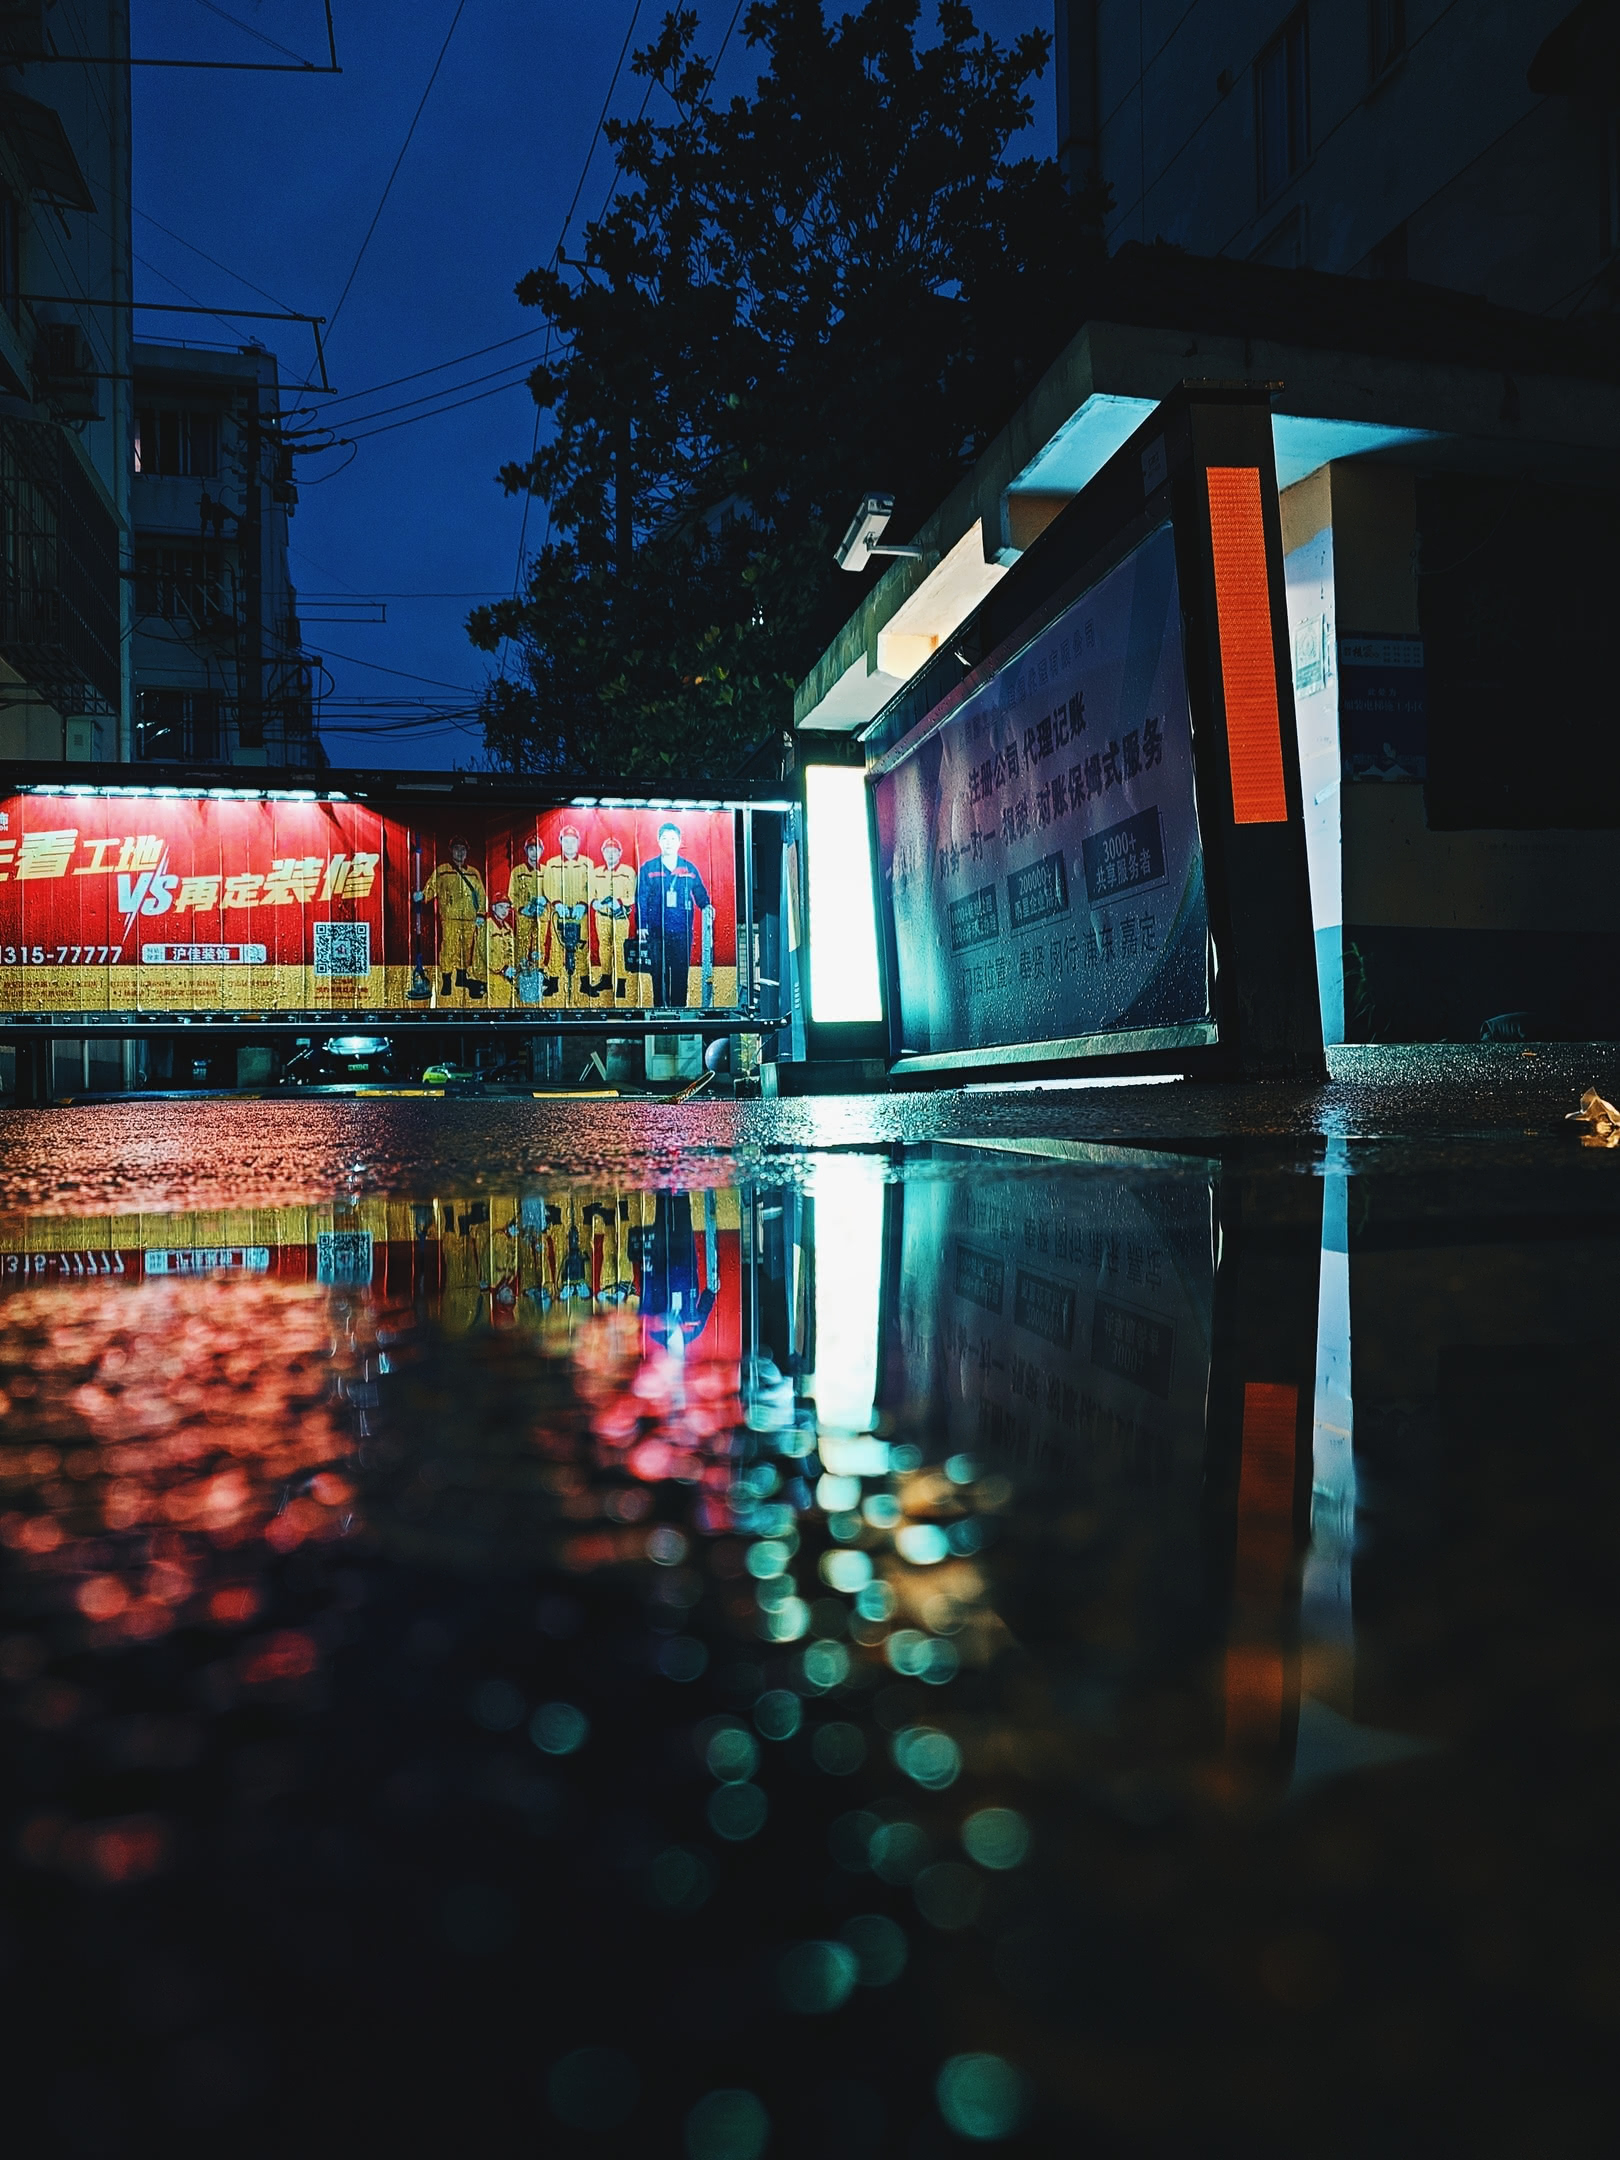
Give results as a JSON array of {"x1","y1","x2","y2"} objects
[{"x1": 836, "y1": 492, "x2": 896, "y2": 573}]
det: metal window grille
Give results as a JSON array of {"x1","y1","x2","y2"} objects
[
  {"x1": 1255, "y1": 10, "x2": 1310, "y2": 206},
  {"x1": 0, "y1": 414, "x2": 120, "y2": 715}
]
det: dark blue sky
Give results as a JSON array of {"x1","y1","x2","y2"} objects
[{"x1": 134, "y1": 1, "x2": 1054, "y2": 769}]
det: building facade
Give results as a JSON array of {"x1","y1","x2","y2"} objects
[
  {"x1": 0, "y1": 0, "x2": 131, "y2": 762},
  {"x1": 131, "y1": 340, "x2": 318, "y2": 767},
  {"x1": 1057, "y1": 1, "x2": 1609, "y2": 315}
]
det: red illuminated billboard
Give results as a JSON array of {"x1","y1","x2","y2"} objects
[{"x1": 0, "y1": 795, "x2": 738, "y2": 1014}]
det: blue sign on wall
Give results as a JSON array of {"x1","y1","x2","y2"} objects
[{"x1": 872, "y1": 522, "x2": 1211, "y2": 1061}]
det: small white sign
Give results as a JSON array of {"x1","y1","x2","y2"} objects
[{"x1": 140, "y1": 944, "x2": 268, "y2": 965}]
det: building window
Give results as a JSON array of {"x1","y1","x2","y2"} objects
[
  {"x1": 1255, "y1": 9, "x2": 1310, "y2": 206},
  {"x1": 0, "y1": 185, "x2": 18, "y2": 325},
  {"x1": 135, "y1": 689, "x2": 226, "y2": 761},
  {"x1": 1369, "y1": 0, "x2": 1405, "y2": 80},
  {"x1": 133, "y1": 406, "x2": 221, "y2": 479},
  {"x1": 134, "y1": 544, "x2": 229, "y2": 630}
]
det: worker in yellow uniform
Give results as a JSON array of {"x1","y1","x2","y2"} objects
[
  {"x1": 507, "y1": 836, "x2": 546, "y2": 1004},
  {"x1": 415, "y1": 836, "x2": 487, "y2": 1001},
  {"x1": 540, "y1": 825, "x2": 596, "y2": 1005},
  {"x1": 589, "y1": 834, "x2": 638, "y2": 1003},
  {"x1": 484, "y1": 897, "x2": 516, "y2": 1007}
]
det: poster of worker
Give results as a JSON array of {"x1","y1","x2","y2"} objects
[
  {"x1": 412, "y1": 809, "x2": 734, "y2": 1012},
  {"x1": 870, "y1": 521, "x2": 1212, "y2": 1061},
  {"x1": 0, "y1": 797, "x2": 737, "y2": 1015}
]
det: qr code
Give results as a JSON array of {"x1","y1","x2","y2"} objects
[
  {"x1": 316, "y1": 1230, "x2": 374, "y2": 1286},
  {"x1": 313, "y1": 921, "x2": 371, "y2": 978}
]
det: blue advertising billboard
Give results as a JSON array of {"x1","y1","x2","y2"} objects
[{"x1": 871, "y1": 521, "x2": 1213, "y2": 1063}]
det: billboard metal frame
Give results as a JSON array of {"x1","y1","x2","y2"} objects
[
  {"x1": 859, "y1": 382, "x2": 1325, "y2": 1085},
  {"x1": 0, "y1": 766, "x2": 794, "y2": 1036}
]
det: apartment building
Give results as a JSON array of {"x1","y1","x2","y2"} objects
[
  {"x1": 0, "y1": 0, "x2": 131, "y2": 761},
  {"x1": 131, "y1": 340, "x2": 318, "y2": 768},
  {"x1": 1057, "y1": 1, "x2": 1609, "y2": 315}
]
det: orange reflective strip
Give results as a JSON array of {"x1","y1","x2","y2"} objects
[
  {"x1": 1206, "y1": 466, "x2": 1288, "y2": 824},
  {"x1": 1225, "y1": 1380, "x2": 1300, "y2": 1749}
]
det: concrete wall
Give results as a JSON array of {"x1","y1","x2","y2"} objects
[
  {"x1": 1065, "y1": 0, "x2": 1598, "y2": 315},
  {"x1": 0, "y1": 2, "x2": 132, "y2": 761},
  {"x1": 1282, "y1": 454, "x2": 1620, "y2": 1043}
]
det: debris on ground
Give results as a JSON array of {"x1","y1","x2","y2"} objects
[{"x1": 1566, "y1": 1088, "x2": 1620, "y2": 1145}]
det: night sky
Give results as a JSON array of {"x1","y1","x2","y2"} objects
[{"x1": 134, "y1": 1, "x2": 1054, "y2": 771}]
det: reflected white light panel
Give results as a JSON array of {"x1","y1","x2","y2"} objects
[
  {"x1": 804, "y1": 765, "x2": 882, "y2": 1024},
  {"x1": 809, "y1": 1155, "x2": 886, "y2": 1434}
]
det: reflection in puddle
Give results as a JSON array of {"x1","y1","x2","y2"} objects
[{"x1": 0, "y1": 1147, "x2": 1613, "y2": 2152}]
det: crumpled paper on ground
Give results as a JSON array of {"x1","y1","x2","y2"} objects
[{"x1": 1566, "y1": 1088, "x2": 1620, "y2": 1147}]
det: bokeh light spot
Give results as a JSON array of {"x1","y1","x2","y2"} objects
[
  {"x1": 935, "y1": 2054, "x2": 1028, "y2": 2141},
  {"x1": 810, "y1": 1722, "x2": 867, "y2": 1776},
  {"x1": 707, "y1": 1782, "x2": 768, "y2": 1841},
  {"x1": 777, "y1": 1938, "x2": 859, "y2": 2014},
  {"x1": 854, "y1": 1581, "x2": 898, "y2": 1622},
  {"x1": 763, "y1": 1596, "x2": 809, "y2": 1642},
  {"x1": 861, "y1": 1494, "x2": 902, "y2": 1529},
  {"x1": 648, "y1": 1846, "x2": 713, "y2": 1913},
  {"x1": 658, "y1": 1636, "x2": 709, "y2": 1682},
  {"x1": 802, "y1": 1639, "x2": 850, "y2": 1691},
  {"x1": 685, "y1": 2089, "x2": 769, "y2": 2160},
  {"x1": 706, "y1": 1725, "x2": 760, "y2": 1782},
  {"x1": 841, "y1": 1912, "x2": 908, "y2": 1986},
  {"x1": 961, "y1": 1808, "x2": 1031, "y2": 1871},
  {"x1": 868, "y1": 1819, "x2": 930, "y2": 1885},
  {"x1": 745, "y1": 1539, "x2": 791, "y2": 1580},
  {"x1": 892, "y1": 1725, "x2": 962, "y2": 1789},
  {"x1": 530, "y1": 1701, "x2": 589, "y2": 1756},
  {"x1": 944, "y1": 1454, "x2": 979, "y2": 1485},
  {"x1": 469, "y1": 1678, "x2": 524, "y2": 1732},
  {"x1": 548, "y1": 2047, "x2": 640, "y2": 2131},
  {"x1": 895, "y1": 1524, "x2": 950, "y2": 1565},
  {"x1": 828, "y1": 1809, "x2": 881, "y2": 1871},
  {"x1": 647, "y1": 1525, "x2": 689, "y2": 1565},
  {"x1": 819, "y1": 1549, "x2": 872, "y2": 1593},
  {"x1": 816, "y1": 1473, "x2": 861, "y2": 1513},
  {"x1": 754, "y1": 1688, "x2": 802, "y2": 1741},
  {"x1": 914, "y1": 1861, "x2": 984, "y2": 1931}
]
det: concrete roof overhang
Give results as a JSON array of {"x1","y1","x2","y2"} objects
[{"x1": 796, "y1": 253, "x2": 1620, "y2": 733}]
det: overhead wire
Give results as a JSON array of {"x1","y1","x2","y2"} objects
[
  {"x1": 193, "y1": 0, "x2": 315, "y2": 66},
  {"x1": 135, "y1": 207, "x2": 302, "y2": 316},
  {"x1": 323, "y1": 0, "x2": 472, "y2": 345}
]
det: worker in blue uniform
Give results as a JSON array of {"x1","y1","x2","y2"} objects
[{"x1": 636, "y1": 820, "x2": 713, "y2": 1011}]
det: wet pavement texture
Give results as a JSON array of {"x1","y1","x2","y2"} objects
[
  {"x1": 0, "y1": 1061, "x2": 1616, "y2": 2156},
  {"x1": 2, "y1": 1045, "x2": 1619, "y2": 1214}
]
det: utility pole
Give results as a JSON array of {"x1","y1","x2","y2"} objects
[
  {"x1": 239, "y1": 370, "x2": 264, "y2": 753},
  {"x1": 1055, "y1": 1, "x2": 1101, "y2": 195}
]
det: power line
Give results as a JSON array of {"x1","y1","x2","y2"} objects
[
  {"x1": 193, "y1": 0, "x2": 312, "y2": 67},
  {"x1": 135, "y1": 207, "x2": 301, "y2": 316},
  {"x1": 306, "y1": 644, "x2": 483, "y2": 692},
  {"x1": 511, "y1": 0, "x2": 648, "y2": 602},
  {"x1": 324, "y1": 0, "x2": 471, "y2": 344},
  {"x1": 318, "y1": 354, "x2": 541, "y2": 434},
  {"x1": 313, "y1": 371, "x2": 531, "y2": 446},
  {"x1": 290, "y1": 326, "x2": 547, "y2": 414}
]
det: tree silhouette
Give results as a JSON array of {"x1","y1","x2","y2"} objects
[{"x1": 471, "y1": 1, "x2": 1105, "y2": 780}]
